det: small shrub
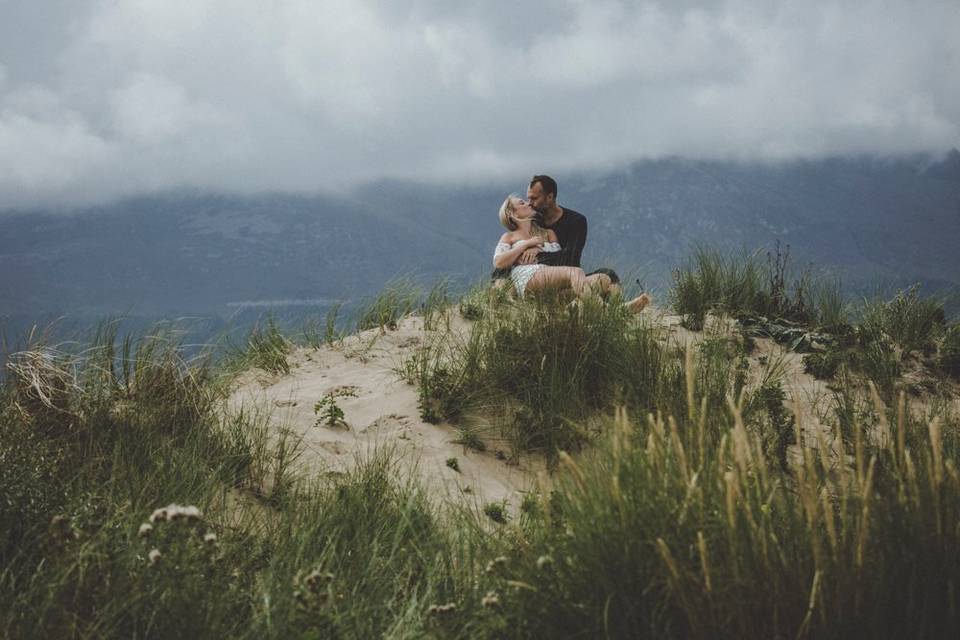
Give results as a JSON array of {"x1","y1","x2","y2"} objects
[
  {"x1": 882, "y1": 284, "x2": 945, "y2": 354},
  {"x1": 445, "y1": 457, "x2": 460, "y2": 472},
  {"x1": 355, "y1": 280, "x2": 420, "y2": 332},
  {"x1": 940, "y1": 325, "x2": 960, "y2": 376},
  {"x1": 744, "y1": 381, "x2": 796, "y2": 470},
  {"x1": 483, "y1": 501, "x2": 507, "y2": 524},
  {"x1": 237, "y1": 315, "x2": 291, "y2": 374},
  {"x1": 313, "y1": 388, "x2": 358, "y2": 428},
  {"x1": 453, "y1": 427, "x2": 487, "y2": 452},
  {"x1": 803, "y1": 350, "x2": 844, "y2": 379}
]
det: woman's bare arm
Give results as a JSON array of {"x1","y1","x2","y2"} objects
[{"x1": 493, "y1": 233, "x2": 542, "y2": 269}]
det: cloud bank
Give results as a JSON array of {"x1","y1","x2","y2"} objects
[{"x1": 1, "y1": 0, "x2": 959, "y2": 208}]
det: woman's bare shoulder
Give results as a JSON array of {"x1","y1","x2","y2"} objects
[{"x1": 498, "y1": 232, "x2": 516, "y2": 244}]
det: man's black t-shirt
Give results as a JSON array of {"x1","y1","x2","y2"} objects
[
  {"x1": 490, "y1": 206, "x2": 588, "y2": 279},
  {"x1": 539, "y1": 207, "x2": 587, "y2": 268}
]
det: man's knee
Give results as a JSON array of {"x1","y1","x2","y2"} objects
[{"x1": 586, "y1": 267, "x2": 620, "y2": 285}]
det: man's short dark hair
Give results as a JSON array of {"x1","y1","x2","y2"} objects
[{"x1": 530, "y1": 175, "x2": 557, "y2": 198}]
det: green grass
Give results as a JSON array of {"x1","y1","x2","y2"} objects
[
  {"x1": 224, "y1": 314, "x2": 292, "y2": 375},
  {"x1": 354, "y1": 279, "x2": 421, "y2": 332},
  {"x1": 4, "y1": 259, "x2": 960, "y2": 639},
  {"x1": 669, "y1": 243, "x2": 812, "y2": 329}
]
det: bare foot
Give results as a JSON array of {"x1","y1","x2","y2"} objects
[{"x1": 625, "y1": 293, "x2": 651, "y2": 314}]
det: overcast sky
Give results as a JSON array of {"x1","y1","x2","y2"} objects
[{"x1": 1, "y1": 0, "x2": 958, "y2": 208}]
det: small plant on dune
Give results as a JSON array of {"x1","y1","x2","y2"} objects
[
  {"x1": 324, "y1": 302, "x2": 344, "y2": 345},
  {"x1": 313, "y1": 387, "x2": 358, "y2": 429},
  {"x1": 811, "y1": 275, "x2": 850, "y2": 333},
  {"x1": 802, "y1": 349, "x2": 845, "y2": 379},
  {"x1": 670, "y1": 243, "x2": 813, "y2": 328},
  {"x1": 232, "y1": 314, "x2": 292, "y2": 374},
  {"x1": 940, "y1": 325, "x2": 960, "y2": 376},
  {"x1": 445, "y1": 457, "x2": 460, "y2": 472},
  {"x1": 858, "y1": 284, "x2": 946, "y2": 356},
  {"x1": 483, "y1": 501, "x2": 507, "y2": 524},
  {"x1": 355, "y1": 279, "x2": 420, "y2": 332},
  {"x1": 744, "y1": 380, "x2": 796, "y2": 470},
  {"x1": 453, "y1": 426, "x2": 487, "y2": 452}
]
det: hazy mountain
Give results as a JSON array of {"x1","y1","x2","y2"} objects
[{"x1": 2, "y1": 153, "x2": 959, "y2": 335}]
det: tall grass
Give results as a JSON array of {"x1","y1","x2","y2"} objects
[
  {"x1": 354, "y1": 279, "x2": 421, "y2": 332},
  {"x1": 859, "y1": 284, "x2": 946, "y2": 355},
  {"x1": 670, "y1": 244, "x2": 816, "y2": 330},
  {"x1": 4, "y1": 273, "x2": 960, "y2": 639}
]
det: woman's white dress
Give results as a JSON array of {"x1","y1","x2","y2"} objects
[{"x1": 493, "y1": 240, "x2": 562, "y2": 296}]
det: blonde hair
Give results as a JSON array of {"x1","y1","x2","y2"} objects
[{"x1": 498, "y1": 194, "x2": 549, "y2": 239}]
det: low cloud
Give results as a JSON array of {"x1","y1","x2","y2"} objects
[{"x1": 1, "y1": 0, "x2": 958, "y2": 209}]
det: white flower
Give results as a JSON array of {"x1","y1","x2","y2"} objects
[
  {"x1": 138, "y1": 523, "x2": 153, "y2": 538},
  {"x1": 485, "y1": 555, "x2": 508, "y2": 574},
  {"x1": 426, "y1": 602, "x2": 456, "y2": 616},
  {"x1": 148, "y1": 549, "x2": 162, "y2": 566},
  {"x1": 203, "y1": 532, "x2": 217, "y2": 546},
  {"x1": 536, "y1": 555, "x2": 554, "y2": 570},
  {"x1": 149, "y1": 508, "x2": 168, "y2": 523}
]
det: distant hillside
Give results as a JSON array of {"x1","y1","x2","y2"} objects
[{"x1": 2, "y1": 153, "x2": 958, "y2": 327}]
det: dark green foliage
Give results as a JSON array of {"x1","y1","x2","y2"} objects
[
  {"x1": 670, "y1": 243, "x2": 812, "y2": 327},
  {"x1": 446, "y1": 457, "x2": 460, "y2": 472},
  {"x1": 803, "y1": 349, "x2": 844, "y2": 379},
  {"x1": 411, "y1": 295, "x2": 676, "y2": 461},
  {"x1": 744, "y1": 381, "x2": 796, "y2": 470},
  {"x1": 313, "y1": 387, "x2": 357, "y2": 428},
  {"x1": 483, "y1": 502, "x2": 507, "y2": 524},
  {"x1": 859, "y1": 285, "x2": 946, "y2": 355},
  {"x1": 941, "y1": 325, "x2": 960, "y2": 376}
]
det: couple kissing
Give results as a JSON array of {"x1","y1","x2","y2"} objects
[{"x1": 492, "y1": 174, "x2": 650, "y2": 313}]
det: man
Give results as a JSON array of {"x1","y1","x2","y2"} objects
[{"x1": 493, "y1": 175, "x2": 622, "y2": 297}]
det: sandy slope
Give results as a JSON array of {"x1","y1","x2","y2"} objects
[
  {"x1": 229, "y1": 316, "x2": 541, "y2": 513},
  {"x1": 228, "y1": 305, "x2": 860, "y2": 513}
]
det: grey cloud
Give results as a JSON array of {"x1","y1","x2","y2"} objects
[{"x1": 0, "y1": 0, "x2": 958, "y2": 209}]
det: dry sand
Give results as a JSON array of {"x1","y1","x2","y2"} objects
[{"x1": 228, "y1": 315, "x2": 541, "y2": 514}]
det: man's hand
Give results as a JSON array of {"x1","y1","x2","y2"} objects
[{"x1": 517, "y1": 247, "x2": 541, "y2": 265}]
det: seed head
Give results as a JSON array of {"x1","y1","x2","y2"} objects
[
  {"x1": 426, "y1": 602, "x2": 456, "y2": 616},
  {"x1": 148, "y1": 549, "x2": 162, "y2": 566},
  {"x1": 149, "y1": 508, "x2": 168, "y2": 523},
  {"x1": 481, "y1": 591, "x2": 501, "y2": 609},
  {"x1": 138, "y1": 523, "x2": 153, "y2": 538},
  {"x1": 203, "y1": 532, "x2": 218, "y2": 546},
  {"x1": 485, "y1": 555, "x2": 508, "y2": 574},
  {"x1": 536, "y1": 555, "x2": 554, "y2": 570}
]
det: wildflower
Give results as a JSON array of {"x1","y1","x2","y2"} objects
[
  {"x1": 148, "y1": 549, "x2": 162, "y2": 566},
  {"x1": 485, "y1": 555, "x2": 508, "y2": 574},
  {"x1": 536, "y1": 555, "x2": 554, "y2": 570},
  {"x1": 426, "y1": 602, "x2": 457, "y2": 616},
  {"x1": 153, "y1": 503, "x2": 203, "y2": 523},
  {"x1": 304, "y1": 569, "x2": 335, "y2": 592},
  {"x1": 202, "y1": 532, "x2": 217, "y2": 546},
  {"x1": 481, "y1": 591, "x2": 501, "y2": 609},
  {"x1": 138, "y1": 523, "x2": 153, "y2": 538},
  {"x1": 180, "y1": 505, "x2": 203, "y2": 521}
]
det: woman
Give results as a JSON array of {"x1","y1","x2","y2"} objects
[{"x1": 493, "y1": 195, "x2": 650, "y2": 312}]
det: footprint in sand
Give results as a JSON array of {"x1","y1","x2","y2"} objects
[
  {"x1": 319, "y1": 441, "x2": 348, "y2": 455},
  {"x1": 360, "y1": 414, "x2": 411, "y2": 433}
]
